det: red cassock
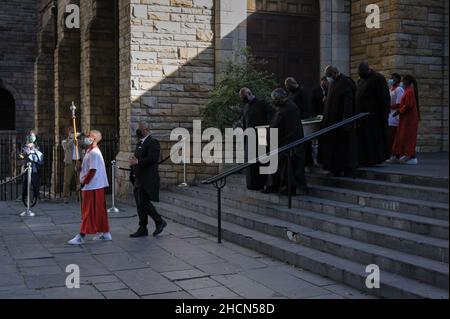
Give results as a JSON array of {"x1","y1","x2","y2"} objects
[
  {"x1": 80, "y1": 188, "x2": 109, "y2": 234},
  {"x1": 392, "y1": 86, "x2": 419, "y2": 158}
]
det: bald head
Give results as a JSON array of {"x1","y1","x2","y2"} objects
[
  {"x1": 239, "y1": 87, "x2": 254, "y2": 103},
  {"x1": 358, "y1": 62, "x2": 372, "y2": 79},
  {"x1": 285, "y1": 77, "x2": 299, "y2": 92}
]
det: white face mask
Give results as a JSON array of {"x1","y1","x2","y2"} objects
[
  {"x1": 84, "y1": 137, "x2": 93, "y2": 146},
  {"x1": 326, "y1": 76, "x2": 334, "y2": 84}
]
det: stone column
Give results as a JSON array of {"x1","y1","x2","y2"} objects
[
  {"x1": 319, "y1": 0, "x2": 351, "y2": 76},
  {"x1": 35, "y1": 0, "x2": 56, "y2": 135},
  {"x1": 52, "y1": 0, "x2": 81, "y2": 194},
  {"x1": 80, "y1": 0, "x2": 117, "y2": 135},
  {"x1": 115, "y1": 0, "x2": 218, "y2": 201},
  {"x1": 214, "y1": 0, "x2": 247, "y2": 76}
]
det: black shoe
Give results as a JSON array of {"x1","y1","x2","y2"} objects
[
  {"x1": 129, "y1": 227, "x2": 148, "y2": 238},
  {"x1": 153, "y1": 220, "x2": 167, "y2": 237}
]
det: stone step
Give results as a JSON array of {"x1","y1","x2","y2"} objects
[
  {"x1": 226, "y1": 175, "x2": 449, "y2": 220},
  {"x1": 307, "y1": 174, "x2": 449, "y2": 204},
  {"x1": 176, "y1": 184, "x2": 449, "y2": 239},
  {"x1": 353, "y1": 168, "x2": 449, "y2": 189},
  {"x1": 161, "y1": 191, "x2": 449, "y2": 289},
  {"x1": 154, "y1": 200, "x2": 449, "y2": 299},
  {"x1": 163, "y1": 189, "x2": 449, "y2": 263}
]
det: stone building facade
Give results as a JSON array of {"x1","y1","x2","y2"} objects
[
  {"x1": 0, "y1": 0, "x2": 37, "y2": 134},
  {"x1": 28, "y1": 0, "x2": 448, "y2": 199},
  {"x1": 351, "y1": 0, "x2": 449, "y2": 152}
]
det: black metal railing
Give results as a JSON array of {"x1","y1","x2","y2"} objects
[
  {"x1": 202, "y1": 112, "x2": 370, "y2": 243},
  {"x1": 0, "y1": 133, "x2": 118, "y2": 201}
]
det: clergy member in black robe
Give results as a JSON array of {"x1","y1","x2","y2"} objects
[
  {"x1": 318, "y1": 66, "x2": 357, "y2": 177},
  {"x1": 285, "y1": 77, "x2": 314, "y2": 166},
  {"x1": 263, "y1": 88, "x2": 308, "y2": 195},
  {"x1": 355, "y1": 62, "x2": 391, "y2": 166},
  {"x1": 240, "y1": 87, "x2": 276, "y2": 190}
]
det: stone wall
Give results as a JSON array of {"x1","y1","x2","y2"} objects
[
  {"x1": 351, "y1": 0, "x2": 449, "y2": 152},
  {"x1": 0, "y1": 0, "x2": 37, "y2": 134},
  {"x1": 116, "y1": 0, "x2": 218, "y2": 200}
]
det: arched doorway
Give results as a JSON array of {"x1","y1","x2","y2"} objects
[
  {"x1": 0, "y1": 87, "x2": 15, "y2": 131},
  {"x1": 247, "y1": 0, "x2": 320, "y2": 90}
]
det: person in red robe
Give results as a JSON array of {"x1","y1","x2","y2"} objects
[
  {"x1": 68, "y1": 130, "x2": 111, "y2": 245},
  {"x1": 391, "y1": 75, "x2": 420, "y2": 165}
]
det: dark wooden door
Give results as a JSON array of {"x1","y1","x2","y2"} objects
[
  {"x1": 0, "y1": 88, "x2": 15, "y2": 131},
  {"x1": 247, "y1": 0, "x2": 320, "y2": 90}
]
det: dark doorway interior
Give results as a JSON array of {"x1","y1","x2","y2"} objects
[
  {"x1": 247, "y1": 0, "x2": 320, "y2": 91},
  {"x1": 0, "y1": 87, "x2": 15, "y2": 131}
]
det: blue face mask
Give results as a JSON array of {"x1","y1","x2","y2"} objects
[
  {"x1": 400, "y1": 82, "x2": 405, "y2": 88},
  {"x1": 27, "y1": 135, "x2": 36, "y2": 143},
  {"x1": 84, "y1": 137, "x2": 93, "y2": 146},
  {"x1": 387, "y1": 79, "x2": 395, "y2": 87}
]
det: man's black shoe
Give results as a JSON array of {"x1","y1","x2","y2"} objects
[
  {"x1": 130, "y1": 227, "x2": 148, "y2": 238},
  {"x1": 153, "y1": 220, "x2": 167, "y2": 236}
]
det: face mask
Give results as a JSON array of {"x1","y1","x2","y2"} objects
[
  {"x1": 69, "y1": 133, "x2": 74, "y2": 139},
  {"x1": 400, "y1": 82, "x2": 405, "y2": 88},
  {"x1": 136, "y1": 129, "x2": 144, "y2": 139},
  {"x1": 387, "y1": 79, "x2": 395, "y2": 87},
  {"x1": 326, "y1": 77, "x2": 334, "y2": 84},
  {"x1": 28, "y1": 135, "x2": 36, "y2": 143},
  {"x1": 84, "y1": 137, "x2": 93, "y2": 146}
]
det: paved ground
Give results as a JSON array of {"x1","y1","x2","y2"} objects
[
  {"x1": 360, "y1": 152, "x2": 449, "y2": 178},
  {"x1": 0, "y1": 199, "x2": 376, "y2": 299}
]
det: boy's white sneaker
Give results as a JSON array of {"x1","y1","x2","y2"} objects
[
  {"x1": 68, "y1": 234, "x2": 85, "y2": 245},
  {"x1": 404, "y1": 157, "x2": 418, "y2": 165},
  {"x1": 93, "y1": 232, "x2": 112, "y2": 241}
]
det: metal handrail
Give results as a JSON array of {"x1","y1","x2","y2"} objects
[{"x1": 201, "y1": 112, "x2": 370, "y2": 243}]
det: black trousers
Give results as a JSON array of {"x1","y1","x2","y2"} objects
[{"x1": 133, "y1": 187, "x2": 163, "y2": 228}]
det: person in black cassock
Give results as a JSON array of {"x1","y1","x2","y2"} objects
[
  {"x1": 318, "y1": 65, "x2": 357, "y2": 177},
  {"x1": 262, "y1": 88, "x2": 308, "y2": 195},
  {"x1": 240, "y1": 87, "x2": 276, "y2": 190},
  {"x1": 355, "y1": 62, "x2": 391, "y2": 166},
  {"x1": 129, "y1": 122, "x2": 167, "y2": 238},
  {"x1": 285, "y1": 77, "x2": 314, "y2": 167},
  {"x1": 311, "y1": 76, "x2": 328, "y2": 117}
]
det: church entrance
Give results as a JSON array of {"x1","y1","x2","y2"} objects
[{"x1": 247, "y1": 0, "x2": 320, "y2": 90}]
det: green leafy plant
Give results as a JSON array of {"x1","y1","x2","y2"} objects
[{"x1": 200, "y1": 48, "x2": 278, "y2": 131}]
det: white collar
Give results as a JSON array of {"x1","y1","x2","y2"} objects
[{"x1": 140, "y1": 134, "x2": 151, "y2": 143}]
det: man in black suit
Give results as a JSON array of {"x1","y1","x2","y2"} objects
[{"x1": 129, "y1": 122, "x2": 167, "y2": 238}]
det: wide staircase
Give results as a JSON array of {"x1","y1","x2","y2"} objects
[{"x1": 155, "y1": 167, "x2": 449, "y2": 299}]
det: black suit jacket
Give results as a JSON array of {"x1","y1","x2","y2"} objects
[{"x1": 130, "y1": 136, "x2": 160, "y2": 202}]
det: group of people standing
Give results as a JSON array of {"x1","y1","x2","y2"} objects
[{"x1": 240, "y1": 62, "x2": 421, "y2": 194}]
